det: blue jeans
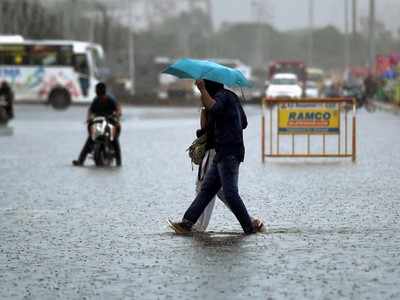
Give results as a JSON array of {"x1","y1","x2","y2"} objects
[{"x1": 183, "y1": 155, "x2": 254, "y2": 234}]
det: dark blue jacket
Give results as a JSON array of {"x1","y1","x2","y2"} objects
[
  {"x1": 89, "y1": 95, "x2": 118, "y2": 117},
  {"x1": 208, "y1": 89, "x2": 247, "y2": 162}
]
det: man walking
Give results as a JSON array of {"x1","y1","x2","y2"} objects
[{"x1": 171, "y1": 79, "x2": 263, "y2": 234}]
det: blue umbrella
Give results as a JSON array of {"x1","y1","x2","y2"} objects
[{"x1": 162, "y1": 58, "x2": 251, "y2": 87}]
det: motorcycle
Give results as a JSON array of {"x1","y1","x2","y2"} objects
[
  {"x1": 89, "y1": 115, "x2": 119, "y2": 166},
  {"x1": 342, "y1": 84, "x2": 365, "y2": 108}
]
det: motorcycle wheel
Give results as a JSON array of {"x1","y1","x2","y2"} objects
[
  {"x1": 93, "y1": 143, "x2": 105, "y2": 166},
  {"x1": 103, "y1": 145, "x2": 113, "y2": 167}
]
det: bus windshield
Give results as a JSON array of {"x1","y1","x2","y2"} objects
[{"x1": 74, "y1": 53, "x2": 89, "y2": 76}]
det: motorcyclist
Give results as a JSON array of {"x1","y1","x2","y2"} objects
[
  {"x1": 364, "y1": 74, "x2": 378, "y2": 100},
  {"x1": 72, "y1": 82, "x2": 122, "y2": 167},
  {"x1": 0, "y1": 81, "x2": 14, "y2": 119},
  {"x1": 342, "y1": 78, "x2": 365, "y2": 107}
]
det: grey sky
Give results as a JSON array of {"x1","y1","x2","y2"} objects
[
  {"x1": 212, "y1": 0, "x2": 400, "y2": 33},
  {"x1": 42, "y1": 0, "x2": 400, "y2": 35}
]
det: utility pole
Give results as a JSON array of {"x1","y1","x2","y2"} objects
[
  {"x1": 144, "y1": 0, "x2": 155, "y2": 32},
  {"x1": 190, "y1": 0, "x2": 214, "y2": 56},
  {"x1": 251, "y1": 0, "x2": 269, "y2": 67},
  {"x1": 368, "y1": 0, "x2": 376, "y2": 72},
  {"x1": 0, "y1": 1, "x2": 3, "y2": 34},
  {"x1": 344, "y1": 0, "x2": 350, "y2": 69},
  {"x1": 128, "y1": 1, "x2": 135, "y2": 95},
  {"x1": 204, "y1": 0, "x2": 213, "y2": 56},
  {"x1": 308, "y1": 0, "x2": 314, "y2": 67},
  {"x1": 205, "y1": 0, "x2": 213, "y2": 32},
  {"x1": 88, "y1": 11, "x2": 95, "y2": 42},
  {"x1": 62, "y1": 2, "x2": 71, "y2": 38},
  {"x1": 352, "y1": 0, "x2": 357, "y2": 35}
]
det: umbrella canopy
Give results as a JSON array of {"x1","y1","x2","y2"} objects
[{"x1": 162, "y1": 58, "x2": 251, "y2": 88}]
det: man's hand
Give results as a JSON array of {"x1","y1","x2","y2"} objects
[
  {"x1": 112, "y1": 111, "x2": 121, "y2": 121},
  {"x1": 195, "y1": 80, "x2": 206, "y2": 92},
  {"x1": 195, "y1": 80, "x2": 216, "y2": 109}
]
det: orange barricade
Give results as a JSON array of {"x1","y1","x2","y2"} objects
[{"x1": 261, "y1": 98, "x2": 357, "y2": 163}]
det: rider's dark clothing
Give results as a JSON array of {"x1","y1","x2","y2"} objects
[
  {"x1": 89, "y1": 95, "x2": 118, "y2": 117},
  {"x1": 364, "y1": 75, "x2": 377, "y2": 99},
  {"x1": 0, "y1": 82, "x2": 14, "y2": 119},
  {"x1": 76, "y1": 95, "x2": 121, "y2": 165}
]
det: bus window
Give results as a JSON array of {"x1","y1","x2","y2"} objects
[
  {"x1": 59, "y1": 46, "x2": 73, "y2": 66},
  {"x1": 30, "y1": 45, "x2": 58, "y2": 66},
  {"x1": 0, "y1": 44, "x2": 73, "y2": 66},
  {"x1": 0, "y1": 45, "x2": 29, "y2": 65}
]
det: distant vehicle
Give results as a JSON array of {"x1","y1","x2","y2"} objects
[
  {"x1": 0, "y1": 35, "x2": 105, "y2": 109},
  {"x1": 268, "y1": 60, "x2": 306, "y2": 95},
  {"x1": 306, "y1": 68, "x2": 324, "y2": 84},
  {"x1": 342, "y1": 82, "x2": 365, "y2": 108},
  {"x1": 266, "y1": 73, "x2": 302, "y2": 99},
  {"x1": 155, "y1": 57, "x2": 194, "y2": 100},
  {"x1": 305, "y1": 81, "x2": 319, "y2": 98},
  {"x1": 322, "y1": 80, "x2": 341, "y2": 98}
]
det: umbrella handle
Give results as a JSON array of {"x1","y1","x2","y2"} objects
[{"x1": 240, "y1": 87, "x2": 247, "y2": 102}]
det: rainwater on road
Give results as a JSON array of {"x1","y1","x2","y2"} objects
[{"x1": 1, "y1": 104, "x2": 399, "y2": 299}]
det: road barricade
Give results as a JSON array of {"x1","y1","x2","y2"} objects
[{"x1": 261, "y1": 97, "x2": 357, "y2": 163}]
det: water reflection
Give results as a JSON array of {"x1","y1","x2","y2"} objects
[
  {"x1": 0, "y1": 125, "x2": 13, "y2": 137},
  {"x1": 192, "y1": 231, "x2": 246, "y2": 247}
]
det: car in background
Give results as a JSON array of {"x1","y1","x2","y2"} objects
[
  {"x1": 307, "y1": 68, "x2": 324, "y2": 84},
  {"x1": 265, "y1": 73, "x2": 302, "y2": 98},
  {"x1": 322, "y1": 79, "x2": 341, "y2": 98},
  {"x1": 269, "y1": 60, "x2": 306, "y2": 83},
  {"x1": 305, "y1": 81, "x2": 319, "y2": 98}
]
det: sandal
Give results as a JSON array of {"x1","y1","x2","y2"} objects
[{"x1": 252, "y1": 218, "x2": 265, "y2": 233}]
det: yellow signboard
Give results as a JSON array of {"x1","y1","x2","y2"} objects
[{"x1": 278, "y1": 105, "x2": 340, "y2": 134}]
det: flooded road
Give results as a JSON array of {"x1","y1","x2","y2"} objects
[{"x1": 1, "y1": 104, "x2": 400, "y2": 299}]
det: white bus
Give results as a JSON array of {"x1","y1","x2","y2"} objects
[{"x1": 0, "y1": 35, "x2": 105, "y2": 109}]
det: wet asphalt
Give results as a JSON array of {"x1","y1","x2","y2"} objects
[{"x1": 0, "y1": 104, "x2": 400, "y2": 299}]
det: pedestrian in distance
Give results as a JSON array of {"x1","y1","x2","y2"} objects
[
  {"x1": 170, "y1": 79, "x2": 264, "y2": 234},
  {"x1": 72, "y1": 82, "x2": 122, "y2": 167},
  {"x1": 0, "y1": 81, "x2": 15, "y2": 121}
]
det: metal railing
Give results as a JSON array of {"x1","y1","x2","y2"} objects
[{"x1": 261, "y1": 97, "x2": 357, "y2": 163}]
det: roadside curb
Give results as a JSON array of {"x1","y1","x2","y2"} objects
[{"x1": 371, "y1": 100, "x2": 400, "y2": 114}]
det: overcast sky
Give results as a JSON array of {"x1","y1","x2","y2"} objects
[{"x1": 212, "y1": 0, "x2": 400, "y2": 33}]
